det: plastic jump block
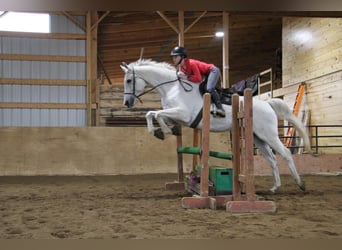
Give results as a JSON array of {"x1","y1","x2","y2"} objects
[{"x1": 177, "y1": 147, "x2": 233, "y2": 160}]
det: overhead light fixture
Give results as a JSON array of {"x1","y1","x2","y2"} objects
[{"x1": 215, "y1": 31, "x2": 224, "y2": 37}]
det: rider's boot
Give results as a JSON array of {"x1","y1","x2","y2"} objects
[{"x1": 210, "y1": 89, "x2": 226, "y2": 117}]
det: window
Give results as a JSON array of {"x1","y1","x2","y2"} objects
[{"x1": 0, "y1": 11, "x2": 50, "y2": 33}]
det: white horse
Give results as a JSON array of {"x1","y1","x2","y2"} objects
[{"x1": 120, "y1": 59, "x2": 311, "y2": 193}]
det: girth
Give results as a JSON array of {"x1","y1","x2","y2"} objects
[{"x1": 190, "y1": 108, "x2": 203, "y2": 129}]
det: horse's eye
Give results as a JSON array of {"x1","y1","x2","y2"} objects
[{"x1": 126, "y1": 79, "x2": 132, "y2": 84}]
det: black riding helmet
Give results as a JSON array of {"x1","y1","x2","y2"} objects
[{"x1": 170, "y1": 46, "x2": 187, "y2": 58}]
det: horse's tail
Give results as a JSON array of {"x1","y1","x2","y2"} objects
[{"x1": 267, "y1": 98, "x2": 312, "y2": 153}]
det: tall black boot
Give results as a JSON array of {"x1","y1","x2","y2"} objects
[{"x1": 210, "y1": 89, "x2": 226, "y2": 117}]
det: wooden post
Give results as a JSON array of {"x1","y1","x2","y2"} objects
[
  {"x1": 226, "y1": 89, "x2": 276, "y2": 213},
  {"x1": 192, "y1": 129, "x2": 201, "y2": 171},
  {"x1": 178, "y1": 11, "x2": 184, "y2": 46},
  {"x1": 165, "y1": 124, "x2": 185, "y2": 190},
  {"x1": 86, "y1": 12, "x2": 92, "y2": 126},
  {"x1": 222, "y1": 11, "x2": 230, "y2": 88},
  {"x1": 176, "y1": 125, "x2": 184, "y2": 182},
  {"x1": 181, "y1": 93, "x2": 218, "y2": 209},
  {"x1": 86, "y1": 11, "x2": 98, "y2": 126},
  {"x1": 231, "y1": 93, "x2": 241, "y2": 200},
  {"x1": 199, "y1": 93, "x2": 211, "y2": 197},
  {"x1": 244, "y1": 89, "x2": 255, "y2": 201}
]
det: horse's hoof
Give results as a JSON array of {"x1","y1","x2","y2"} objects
[
  {"x1": 269, "y1": 189, "x2": 276, "y2": 194},
  {"x1": 171, "y1": 125, "x2": 182, "y2": 136},
  {"x1": 269, "y1": 186, "x2": 278, "y2": 194},
  {"x1": 154, "y1": 128, "x2": 165, "y2": 140},
  {"x1": 299, "y1": 182, "x2": 306, "y2": 192}
]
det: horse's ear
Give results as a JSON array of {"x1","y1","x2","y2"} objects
[{"x1": 120, "y1": 62, "x2": 129, "y2": 72}]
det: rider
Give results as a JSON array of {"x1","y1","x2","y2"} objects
[{"x1": 170, "y1": 46, "x2": 225, "y2": 117}]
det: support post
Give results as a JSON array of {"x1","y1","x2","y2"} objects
[
  {"x1": 231, "y1": 92, "x2": 241, "y2": 200},
  {"x1": 199, "y1": 93, "x2": 211, "y2": 197},
  {"x1": 226, "y1": 89, "x2": 276, "y2": 213},
  {"x1": 165, "y1": 124, "x2": 185, "y2": 190},
  {"x1": 192, "y1": 129, "x2": 201, "y2": 171},
  {"x1": 222, "y1": 11, "x2": 230, "y2": 88},
  {"x1": 181, "y1": 93, "x2": 219, "y2": 209}
]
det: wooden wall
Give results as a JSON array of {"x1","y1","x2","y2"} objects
[
  {"x1": 99, "y1": 84, "x2": 162, "y2": 126},
  {"x1": 97, "y1": 12, "x2": 282, "y2": 86},
  {"x1": 0, "y1": 127, "x2": 231, "y2": 176},
  {"x1": 281, "y1": 17, "x2": 342, "y2": 154},
  {"x1": 1, "y1": 126, "x2": 340, "y2": 176}
]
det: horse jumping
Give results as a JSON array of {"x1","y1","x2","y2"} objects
[{"x1": 120, "y1": 59, "x2": 311, "y2": 193}]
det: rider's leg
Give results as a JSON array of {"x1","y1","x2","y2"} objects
[
  {"x1": 207, "y1": 66, "x2": 225, "y2": 117},
  {"x1": 210, "y1": 89, "x2": 225, "y2": 117}
]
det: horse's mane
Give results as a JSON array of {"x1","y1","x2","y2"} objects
[{"x1": 129, "y1": 59, "x2": 176, "y2": 71}]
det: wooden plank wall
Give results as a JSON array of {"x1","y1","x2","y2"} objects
[
  {"x1": 99, "y1": 84, "x2": 162, "y2": 125},
  {"x1": 0, "y1": 126, "x2": 232, "y2": 176},
  {"x1": 282, "y1": 17, "x2": 342, "y2": 154}
]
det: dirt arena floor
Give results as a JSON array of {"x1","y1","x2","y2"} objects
[{"x1": 0, "y1": 173, "x2": 341, "y2": 239}]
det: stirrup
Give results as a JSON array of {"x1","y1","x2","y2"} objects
[
  {"x1": 211, "y1": 109, "x2": 226, "y2": 118},
  {"x1": 216, "y1": 109, "x2": 226, "y2": 117}
]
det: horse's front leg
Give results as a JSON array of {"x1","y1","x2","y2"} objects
[
  {"x1": 153, "y1": 108, "x2": 189, "y2": 140},
  {"x1": 145, "y1": 110, "x2": 171, "y2": 140},
  {"x1": 146, "y1": 111, "x2": 157, "y2": 135}
]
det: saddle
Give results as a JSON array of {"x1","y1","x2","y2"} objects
[
  {"x1": 199, "y1": 73, "x2": 259, "y2": 105},
  {"x1": 190, "y1": 73, "x2": 260, "y2": 128}
]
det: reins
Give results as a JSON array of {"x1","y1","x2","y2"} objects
[{"x1": 124, "y1": 67, "x2": 193, "y2": 103}]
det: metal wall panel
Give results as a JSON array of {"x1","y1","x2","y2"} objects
[
  {"x1": 0, "y1": 37, "x2": 86, "y2": 56},
  {"x1": 0, "y1": 13, "x2": 87, "y2": 127},
  {"x1": 0, "y1": 85, "x2": 86, "y2": 103},
  {"x1": 0, "y1": 61, "x2": 86, "y2": 80},
  {"x1": 0, "y1": 108, "x2": 86, "y2": 126},
  {"x1": 50, "y1": 14, "x2": 85, "y2": 34}
]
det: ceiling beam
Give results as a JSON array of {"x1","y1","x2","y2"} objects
[
  {"x1": 156, "y1": 11, "x2": 179, "y2": 34},
  {"x1": 184, "y1": 11, "x2": 207, "y2": 33},
  {"x1": 91, "y1": 11, "x2": 111, "y2": 31},
  {"x1": 61, "y1": 11, "x2": 86, "y2": 31}
]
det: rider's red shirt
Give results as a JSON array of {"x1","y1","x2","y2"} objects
[{"x1": 180, "y1": 58, "x2": 214, "y2": 83}]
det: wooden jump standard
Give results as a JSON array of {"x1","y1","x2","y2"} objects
[{"x1": 180, "y1": 89, "x2": 276, "y2": 212}]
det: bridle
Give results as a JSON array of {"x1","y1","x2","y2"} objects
[{"x1": 123, "y1": 65, "x2": 193, "y2": 103}]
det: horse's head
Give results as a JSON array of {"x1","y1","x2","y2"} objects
[{"x1": 120, "y1": 62, "x2": 147, "y2": 108}]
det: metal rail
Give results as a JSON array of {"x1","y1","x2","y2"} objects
[{"x1": 279, "y1": 124, "x2": 342, "y2": 154}]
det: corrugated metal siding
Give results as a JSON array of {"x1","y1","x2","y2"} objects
[
  {"x1": 50, "y1": 14, "x2": 85, "y2": 34},
  {"x1": 0, "y1": 37, "x2": 86, "y2": 56},
  {"x1": 0, "y1": 85, "x2": 86, "y2": 103},
  {"x1": 0, "y1": 109, "x2": 86, "y2": 126},
  {"x1": 0, "y1": 13, "x2": 87, "y2": 127},
  {"x1": 0, "y1": 61, "x2": 86, "y2": 79}
]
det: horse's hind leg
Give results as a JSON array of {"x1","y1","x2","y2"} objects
[
  {"x1": 266, "y1": 137, "x2": 305, "y2": 192},
  {"x1": 254, "y1": 136, "x2": 281, "y2": 193}
]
